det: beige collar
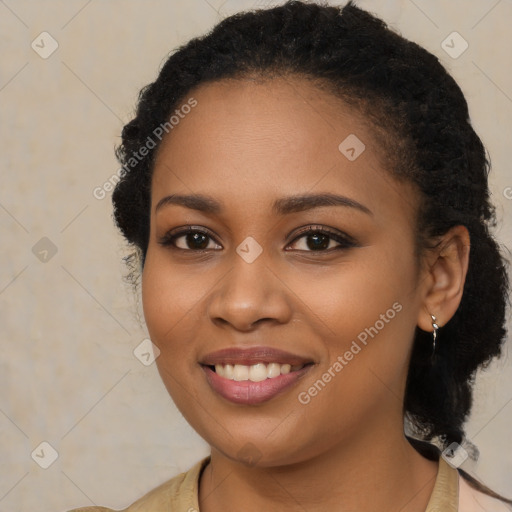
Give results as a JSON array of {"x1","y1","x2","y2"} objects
[{"x1": 424, "y1": 456, "x2": 459, "y2": 511}]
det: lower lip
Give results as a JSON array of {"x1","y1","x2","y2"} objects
[{"x1": 202, "y1": 365, "x2": 312, "y2": 405}]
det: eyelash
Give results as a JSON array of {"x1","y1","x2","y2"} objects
[{"x1": 157, "y1": 225, "x2": 357, "y2": 253}]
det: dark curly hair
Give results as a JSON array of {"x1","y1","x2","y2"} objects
[{"x1": 112, "y1": 0, "x2": 510, "y2": 499}]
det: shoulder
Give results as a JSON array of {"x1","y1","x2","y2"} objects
[
  {"x1": 459, "y1": 473, "x2": 512, "y2": 512},
  {"x1": 66, "y1": 457, "x2": 209, "y2": 512}
]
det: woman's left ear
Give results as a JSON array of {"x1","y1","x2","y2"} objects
[{"x1": 417, "y1": 225, "x2": 470, "y2": 332}]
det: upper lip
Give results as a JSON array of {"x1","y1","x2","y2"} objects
[{"x1": 200, "y1": 346, "x2": 314, "y2": 366}]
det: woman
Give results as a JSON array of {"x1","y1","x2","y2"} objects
[{"x1": 70, "y1": 1, "x2": 511, "y2": 510}]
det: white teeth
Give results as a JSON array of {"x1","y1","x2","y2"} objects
[
  {"x1": 248, "y1": 363, "x2": 267, "y2": 382},
  {"x1": 281, "y1": 364, "x2": 291, "y2": 374},
  {"x1": 212, "y1": 362, "x2": 304, "y2": 381},
  {"x1": 224, "y1": 364, "x2": 234, "y2": 380},
  {"x1": 233, "y1": 364, "x2": 249, "y2": 381},
  {"x1": 267, "y1": 362, "x2": 281, "y2": 378}
]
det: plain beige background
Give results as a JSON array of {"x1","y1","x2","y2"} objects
[{"x1": 1, "y1": 0, "x2": 511, "y2": 510}]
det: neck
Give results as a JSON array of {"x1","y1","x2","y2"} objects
[{"x1": 198, "y1": 420, "x2": 438, "y2": 512}]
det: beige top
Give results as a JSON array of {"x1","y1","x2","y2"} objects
[{"x1": 68, "y1": 456, "x2": 512, "y2": 512}]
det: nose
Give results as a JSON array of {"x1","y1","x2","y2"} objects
[{"x1": 206, "y1": 253, "x2": 293, "y2": 332}]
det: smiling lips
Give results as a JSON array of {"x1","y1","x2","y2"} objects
[{"x1": 200, "y1": 347, "x2": 314, "y2": 405}]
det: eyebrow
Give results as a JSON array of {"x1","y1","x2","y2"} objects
[{"x1": 155, "y1": 192, "x2": 373, "y2": 216}]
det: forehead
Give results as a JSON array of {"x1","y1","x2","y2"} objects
[
  {"x1": 156, "y1": 76, "x2": 369, "y2": 161},
  {"x1": 151, "y1": 77, "x2": 418, "y2": 224}
]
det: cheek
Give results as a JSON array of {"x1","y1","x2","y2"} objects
[
  {"x1": 141, "y1": 253, "x2": 205, "y2": 411},
  {"x1": 141, "y1": 251, "x2": 208, "y2": 399},
  {"x1": 288, "y1": 247, "x2": 419, "y2": 398},
  {"x1": 142, "y1": 250, "x2": 207, "y2": 344},
  {"x1": 287, "y1": 248, "x2": 416, "y2": 342}
]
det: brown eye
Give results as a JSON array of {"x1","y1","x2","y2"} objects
[
  {"x1": 158, "y1": 227, "x2": 222, "y2": 251},
  {"x1": 287, "y1": 226, "x2": 357, "y2": 252},
  {"x1": 180, "y1": 232, "x2": 210, "y2": 250},
  {"x1": 304, "y1": 233, "x2": 331, "y2": 250}
]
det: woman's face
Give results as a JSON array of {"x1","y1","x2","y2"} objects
[{"x1": 142, "y1": 77, "x2": 428, "y2": 466}]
